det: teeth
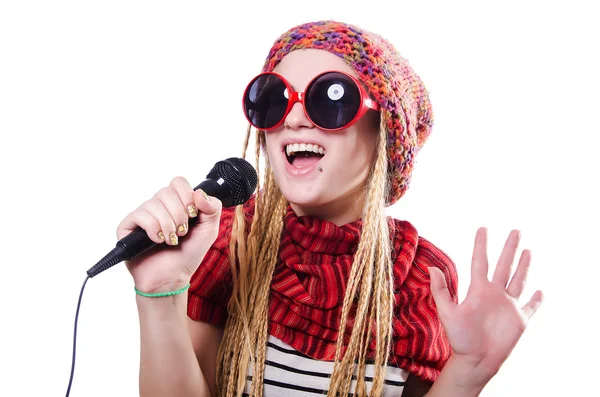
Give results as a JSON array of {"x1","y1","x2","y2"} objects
[{"x1": 285, "y1": 142, "x2": 326, "y2": 156}]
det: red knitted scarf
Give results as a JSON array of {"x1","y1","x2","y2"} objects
[{"x1": 188, "y1": 198, "x2": 458, "y2": 382}]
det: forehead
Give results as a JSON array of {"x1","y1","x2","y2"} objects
[{"x1": 272, "y1": 49, "x2": 359, "y2": 88}]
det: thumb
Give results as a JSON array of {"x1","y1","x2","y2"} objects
[
  {"x1": 428, "y1": 267, "x2": 455, "y2": 319},
  {"x1": 192, "y1": 189, "x2": 223, "y2": 225},
  {"x1": 181, "y1": 189, "x2": 223, "y2": 246}
]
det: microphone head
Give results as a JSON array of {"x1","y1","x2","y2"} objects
[{"x1": 206, "y1": 157, "x2": 258, "y2": 206}]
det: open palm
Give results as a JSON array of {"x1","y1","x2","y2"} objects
[{"x1": 429, "y1": 228, "x2": 544, "y2": 385}]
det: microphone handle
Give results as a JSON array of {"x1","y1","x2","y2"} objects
[{"x1": 86, "y1": 178, "x2": 231, "y2": 278}]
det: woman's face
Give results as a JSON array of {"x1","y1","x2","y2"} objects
[{"x1": 264, "y1": 49, "x2": 379, "y2": 225}]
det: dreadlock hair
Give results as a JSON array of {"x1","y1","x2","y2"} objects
[{"x1": 215, "y1": 113, "x2": 395, "y2": 397}]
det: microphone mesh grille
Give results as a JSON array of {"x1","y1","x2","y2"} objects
[{"x1": 206, "y1": 157, "x2": 258, "y2": 206}]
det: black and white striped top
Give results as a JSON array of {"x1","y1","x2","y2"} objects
[{"x1": 243, "y1": 335, "x2": 408, "y2": 396}]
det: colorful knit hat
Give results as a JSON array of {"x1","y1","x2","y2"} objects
[{"x1": 261, "y1": 20, "x2": 434, "y2": 206}]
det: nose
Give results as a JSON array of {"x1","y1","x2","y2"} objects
[{"x1": 284, "y1": 102, "x2": 314, "y2": 131}]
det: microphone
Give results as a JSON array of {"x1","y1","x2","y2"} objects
[{"x1": 86, "y1": 157, "x2": 258, "y2": 278}]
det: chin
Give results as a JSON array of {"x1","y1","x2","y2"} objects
[{"x1": 278, "y1": 183, "x2": 325, "y2": 207}]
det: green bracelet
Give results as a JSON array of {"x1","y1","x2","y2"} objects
[{"x1": 134, "y1": 283, "x2": 190, "y2": 297}]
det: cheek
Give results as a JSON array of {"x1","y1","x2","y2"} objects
[
  {"x1": 350, "y1": 146, "x2": 375, "y2": 174},
  {"x1": 340, "y1": 132, "x2": 377, "y2": 169},
  {"x1": 327, "y1": 139, "x2": 375, "y2": 185},
  {"x1": 357, "y1": 131, "x2": 378, "y2": 168},
  {"x1": 264, "y1": 133, "x2": 280, "y2": 161}
]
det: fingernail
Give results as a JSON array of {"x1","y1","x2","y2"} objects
[
  {"x1": 178, "y1": 223, "x2": 188, "y2": 235},
  {"x1": 169, "y1": 232, "x2": 178, "y2": 245},
  {"x1": 158, "y1": 231, "x2": 165, "y2": 241},
  {"x1": 187, "y1": 204, "x2": 198, "y2": 217},
  {"x1": 201, "y1": 190, "x2": 210, "y2": 202}
]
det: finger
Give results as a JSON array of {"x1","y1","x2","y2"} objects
[
  {"x1": 521, "y1": 290, "x2": 544, "y2": 320},
  {"x1": 428, "y1": 267, "x2": 456, "y2": 320},
  {"x1": 141, "y1": 199, "x2": 178, "y2": 245},
  {"x1": 492, "y1": 229, "x2": 521, "y2": 287},
  {"x1": 116, "y1": 208, "x2": 164, "y2": 243},
  {"x1": 471, "y1": 227, "x2": 490, "y2": 282},
  {"x1": 155, "y1": 186, "x2": 189, "y2": 237},
  {"x1": 169, "y1": 176, "x2": 197, "y2": 219},
  {"x1": 506, "y1": 249, "x2": 531, "y2": 299}
]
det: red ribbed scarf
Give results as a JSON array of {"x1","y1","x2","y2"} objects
[{"x1": 188, "y1": 198, "x2": 458, "y2": 381}]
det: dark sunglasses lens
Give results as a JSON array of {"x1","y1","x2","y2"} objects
[
  {"x1": 305, "y1": 72, "x2": 361, "y2": 130},
  {"x1": 244, "y1": 74, "x2": 288, "y2": 129}
]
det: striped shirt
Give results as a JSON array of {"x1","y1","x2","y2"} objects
[{"x1": 243, "y1": 335, "x2": 408, "y2": 396}]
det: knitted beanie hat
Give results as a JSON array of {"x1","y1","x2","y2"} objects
[{"x1": 261, "y1": 20, "x2": 434, "y2": 206}]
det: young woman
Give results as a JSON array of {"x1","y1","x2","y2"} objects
[{"x1": 120, "y1": 20, "x2": 543, "y2": 397}]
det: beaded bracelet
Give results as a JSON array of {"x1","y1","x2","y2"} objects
[{"x1": 134, "y1": 283, "x2": 190, "y2": 297}]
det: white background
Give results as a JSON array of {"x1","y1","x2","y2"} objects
[{"x1": 1, "y1": 1, "x2": 598, "y2": 396}]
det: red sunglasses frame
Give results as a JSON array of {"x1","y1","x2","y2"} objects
[{"x1": 242, "y1": 70, "x2": 380, "y2": 132}]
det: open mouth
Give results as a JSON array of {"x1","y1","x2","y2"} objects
[{"x1": 285, "y1": 143, "x2": 326, "y2": 168}]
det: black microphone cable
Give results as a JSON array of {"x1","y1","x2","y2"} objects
[{"x1": 65, "y1": 275, "x2": 90, "y2": 397}]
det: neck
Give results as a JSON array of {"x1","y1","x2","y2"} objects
[{"x1": 290, "y1": 190, "x2": 365, "y2": 227}]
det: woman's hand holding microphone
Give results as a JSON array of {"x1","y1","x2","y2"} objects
[{"x1": 117, "y1": 176, "x2": 222, "y2": 295}]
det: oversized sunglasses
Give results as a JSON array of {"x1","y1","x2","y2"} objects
[{"x1": 242, "y1": 70, "x2": 379, "y2": 131}]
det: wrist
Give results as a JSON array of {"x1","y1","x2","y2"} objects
[
  {"x1": 426, "y1": 355, "x2": 491, "y2": 397},
  {"x1": 134, "y1": 279, "x2": 191, "y2": 296},
  {"x1": 135, "y1": 284, "x2": 189, "y2": 323}
]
